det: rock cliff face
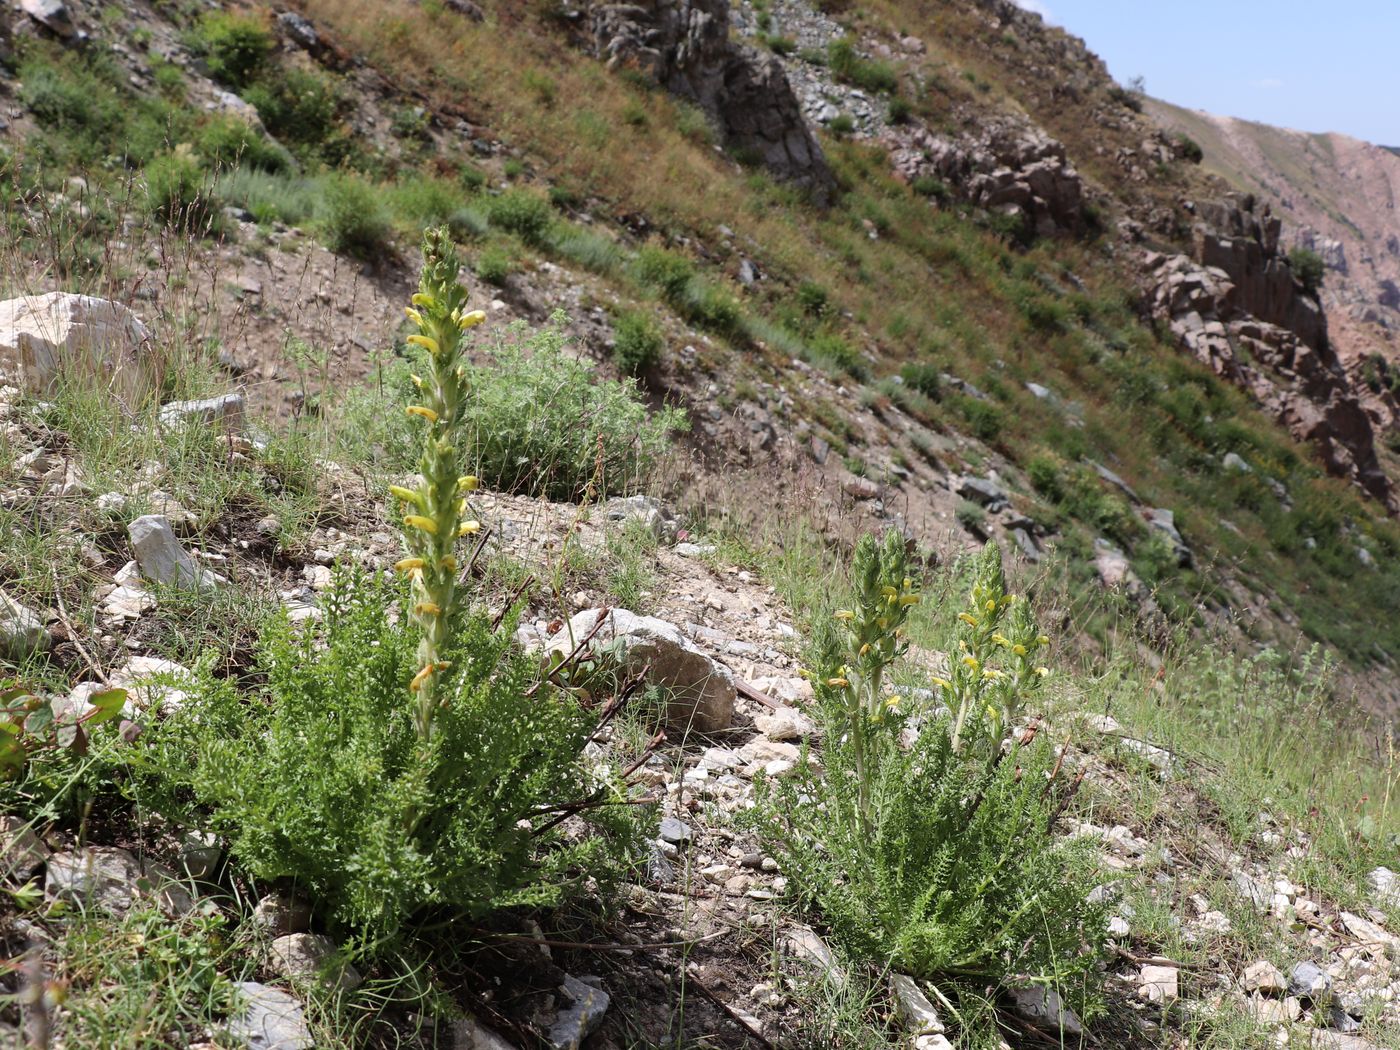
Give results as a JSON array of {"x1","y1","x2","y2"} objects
[
  {"x1": 588, "y1": 1, "x2": 836, "y2": 203},
  {"x1": 1146, "y1": 193, "x2": 1393, "y2": 507}
]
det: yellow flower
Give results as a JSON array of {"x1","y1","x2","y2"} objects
[
  {"x1": 409, "y1": 664, "x2": 435, "y2": 691},
  {"x1": 931, "y1": 676, "x2": 951, "y2": 690},
  {"x1": 414, "y1": 602, "x2": 442, "y2": 616},
  {"x1": 458, "y1": 475, "x2": 480, "y2": 492},
  {"x1": 859, "y1": 643, "x2": 871, "y2": 656},
  {"x1": 884, "y1": 695, "x2": 900, "y2": 711},
  {"x1": 834, "y1": 609, "x2": 855, "y2": 621},
  {"x1": 458, "y1": 520, "x2": 481, "y2": 536},
  {"x1": 406, "y1": 334, "x2": 440, "y2": 356},
  {"x1": 826, "y1": 677, "x2": 849, "y2": 688},
  {"x1": 389, "y1": 485, "x2": 424, "y2": 507},
  {"x1": 394, "y1": 557, "x2": 426, "y2": 573},
  {"x1": 982, "y1": 668, "x2": 1005, "y2": 681},
  {"x1": 985, "y1": 599, "x2": 997, "y2": 613},
  {"x1": 459, "y1": 309, "x2": 487, "y2": 330},
  {"x1": 991, "y1": 632, "x2": 1011, "y2": 647},
  {"x1": 958, "y1": 612, "x2": 979, "y2": 627},
  {"x1": 1037, "y1": 635, "x2": 1050, "y2": 646},
  {"x1": 410, "y1": 373, "x2": 425, "y2": 389},
  {"x1": 406, "y1": 405, "x2": 439, "y2": 423},
  {"x1": 404, "y1": 515, "x2": 438, "y2": 535},
  {"x1": 404, "y1": 307, "x2": 424, "y2": 326},
  {"x1": 1012, "y1": 643, "x2": 1027, "y2": 656},
  {"x1": 411, "y1": 292, "x2": 436, "y2": 309},
  {"x1": 899, "y1": 594, "x2": 921, "y2": 607},
  {"x1": 439, "y1": 555, "x2": 458, "y2": 572},
  {"x1": 961, "y1": 655, "x2": 980, "y2": 671},
  {"x1": 1034, "y1": 667, "x2": 1050, "y2": 678}
]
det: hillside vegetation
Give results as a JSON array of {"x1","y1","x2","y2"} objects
[{"x1": 0, "y1": 1, "x2": 1398, "y2": 1048}]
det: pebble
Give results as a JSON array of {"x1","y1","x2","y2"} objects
[{"x1": 658, "y1": 817, "x2": 693, "y2": 846}]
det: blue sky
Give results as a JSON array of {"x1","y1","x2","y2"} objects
[{"x1": 1014, "y1": 1, "x2": 1400, "y2": 145}]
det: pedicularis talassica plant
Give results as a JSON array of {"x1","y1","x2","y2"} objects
[
  {"x1": 391, "y1": 227, "x2": 487, "y2": 741},
  {"x1": 751, "y1": 533, "x2": 1106, "y2": 1029},
  {"x1": 164, "y1": 229, "x2": 638, "y2": 938}
]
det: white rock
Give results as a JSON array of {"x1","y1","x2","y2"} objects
[
  {"x1": 753, "y1": 706, "x2": 817, "y2": 742},
  {"x1": 226, "y1": 981, "x2": 313, "y2": 1050},
  {"x1": 45, "y1": 847, "x2": 193, "y2": 916},
  {"x1": 111, "y1": 655, "x2": 194, "y2": 714},
  {"x1": 0, "y1": 293, "x2": 153, "y2": 403},
  {"x1": 267, "y1": 933, "x2": 362, "y2": 994},
  {"x1": 158, "y1": 393, "x2": 245, "y2": 433},
  {"x1": 1005, "y1": 986, "x2": 1083, "y2": 1035},
  {"x1": 21, "y1": 0, "x2": 75, "y2": 38},
  {"x1": 1369, "y1": 867, "x2": 1399, "y2": 908},
  {"x1": 251, "y1": 892, "x2": 313, "y2": 936},
  {"x1": 454, "y1": 1016, "x2": 520, "y2": 1050},
  {"x1": 1243, "y1": 960, "x2": 1288, "y2": 995},
  {"x1": 544, "y1": 609, "x2": 735, "y2": 733},
  {"x1": 785, "y1": 926, "x2": 836, "y2": 969},
  {"x1": 1138, "y1": 964, "x2": 1179, "y2": 1003},
  {"x1": 0, "y1": 815, "x2": 50, "y2": 881},
  {"x1": 890, "y1": 973, "x2": 946, "y2": 1034}
]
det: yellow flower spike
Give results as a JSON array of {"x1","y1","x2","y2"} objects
[
  {"x1": 982, "y1": 668, "x2": 1005, "y2": 681},
  {"x1": 457, "y1": 498, "x2": 468, "y2": 515},
  {"x1": 394, "y1": 557, "x2": 427, "y2": 573},
  {"x1": 1012, "y1": 644, "x2": 1027, "y2": 656},
  {"x1": 991, "y1": 633, "x2": 1011, "y2": 647},
  {"x1": 458, "y1": 520, "x2": 481, "y2": 536},
  {"x1": 834, "y1": 609, "x2": 855, "y2": 621},
  {"x1": 459, "y1": 309, "x2": 487, "y2": 330},
  {"x1": 958, "y1": 612, "x2": 979, "y2": 627},
  {"x1": 961, "y1": 655, "x2": 980, "y2": 670},
  {"x1": 899, "y1": 594, "x2": 921, "y2": 606},
  {"x1": 411, "y1": 292, "x2": 435, "y2": 309},
  {"x1": 985, "y1": 599, "x2": 997, "y2": 613},
  {"x1": 414, "y1": 602, "x2": 442, "y2": 616},
  {"x1": 389, "y1": 485, "x2": 425, "y2": 508},
  {"x1": 404, "y1": 307, "x2": 424, "y2": 326},
  {"x1": 859, "y1": 643, "x2": 871, "y2": 656},
  {"x1": 902, "y1": 577, "x2": 912, "y2": 590},
  {"x1": 1037, "y1": 635, "x2": 1050, "y2": 646},
  {"x1": 404, "y1": 515, "x2": 438, "y2": 535},
  {"x1": 457, "y1": 475, "x2": 479, "y2": 492},
  {"x1": 434, "y1": 661, "x2": 452, "y2": 672},
  {"x1": 406, "y1": 334, "x2": 441, "y2": 356},
  {"x1": 406, "y1": 405, "x2": 440, "y2": 423}
]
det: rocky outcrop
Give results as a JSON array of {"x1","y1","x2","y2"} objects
[
  {"x1": 1190, "y1": 194, "x2": 1326, "y2": 352},
  {"x1": 885, "y1": 123, "x2": 1084, "y2": 236},
  {"x1": 588, "y1": 1, "x2": 835, "y2": 204},
  {"x1": 0, "y1": 292, "x2": 155, "y2": 404},
  {"x1": 1145, "y1": 205, "x2": 1394, "y2": 508}
]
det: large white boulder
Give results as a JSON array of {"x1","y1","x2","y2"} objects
[
  {"x1": 544, "y1": 609, "x2": 735, "y2": 734},
  {"x1": 0, "y1": 292, "x2": 154, "y2": 403}
]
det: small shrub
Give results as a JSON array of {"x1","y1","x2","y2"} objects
[
  {"x1": 763, "y1": 35, "x2": 798, "y2": 55},
  {"x1": 749, "y1": 536, "x2": 1106, "y2": 1038},
  {"x1": 551, "y1": 227, "x2": 624, "y2": 276},
  {"x1": 390, "y1": 174, "x2": 462, "y2": 227},
  {"x1": 214, "y1": 168, "x2": 318, "y2": 226},
  {"x1": 796, "y1": 280, "x2": 830, "y2": 319},
  {"x1": 955, "y1": 395, "x2": 1003, "y2": 442},
  {"x1": 473, "y1": 244, "x2": 514, "y2": 285},
  {"x1": 808, "y1": 331, "x2": 868, "y2": 380},
  {"x1": 464, "y1": 317, "x2": 686, "y2": 499},
  {"x1": 191, "y1": 12, "x2": 273, "y2": 89},
  {"x1": 486, "y1": 188, "x2": 554, "y2": 246},
  {"x1": 955, "y1": 498, "x2": 986, "y2": 532},
  {"x1": 887, "y1": 97, "x2": 912, "y2": 124},
  {"x1": 317, "y1": 173, "x2": 391, "y2": 258},
  {"x1": 243, "y1": 67, "x2": 344, "y2": 159},
  {"x1": 910, "y1": 174, "x2": 949, "y2": 200},
  {"x1": 1026, "y1": 453, "x2": 1065, "y2": 502},
  {"x1": 195, "y1": 116, "x2": 291, "y2": 174},
  {"x1": 827, "y1": 37, "x2": 899, "y2": 94},
  {"x1": 1173, "y1": 133, "x2": 1204, "y2": 164},
  {"x1": 145, "y1": 150, "x2": 222, "y2": 233},
  {"x1": 827, "y1": 113, "x2": 856, "y2": 137},
  {"x1": 632, "y1": 245, "x2": 695, "y2": 300},
  {"x1": 521, "y1": 69, "x2": 557, "y2": 107},
  {"x1": 1288, "y1": 247, "x2": 1326, "y2": 295},
  {"x1": 899, "y1": 361, "x2": 942, "y2": 399},
  {"x1": 612, "y1": 309, "x2": 665, "y2": 376}
]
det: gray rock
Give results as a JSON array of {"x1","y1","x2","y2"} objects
[
  {"x1": 21, "y1": 0, "x2": 75, "y2": 37},
  {"x1": 0, "y1": 591, "x2": 48, "y2": 660},
  {"x1": 1144, "y1": 507, "x2": 1193, "y2": 568},
  {"x1": 1223, "y1": 452, "x2": 1252, "y2": 473},
  {"x1": 1088, "y1": 460, "x2": 1140, "y2": 502},
  {"x1": 658, "y1": 817, "x2": 693, "y2": 846},
  {"x1": 251, "y1": 893, "x2": 313, "y2": 937},
  {"x1": 128, "y1": 515, "x2": 217, "y2": 589},
  {"x1": 1369, "y1": 866, "x2": 1399, "y2": 907},
  {"x1": 890, "y1": 974, "x2": 946, "y2": 1035},
  {"x1": 1138, "y1": 964, "x2": 1179, "y2": 1003},
  {"x1": 276, "y1": 11, "x2": 318, "y2": 50},
  {"x1": 601, "y1": 495, "x2": 678, "y2": 543},
  {"x1": 544, "y1": 609, "x2": 735, "y2": 733},
  {"x1": 226, "y1": 982, "x2": 313, "y2": 1050},
  {"x1": 0, "y1": 815, "x2": 50, "y2": 881},
  {"x1": 546, "y1": 974, "x2": 609, "y2": 1050},
  {"x1": 1009, "y1": 526, "x2": 1039, "y2": 562},
  {"x1": 956, "y1": 475, "x2": 1007, "y2": 509},
  {"x1": 675, "y1": 542, "x2": 716, "y2": 557},
  {"x1": 0, "y1": 293, "x2": 152, "y2": 403},
  {"x1": 1288, "y1": 960, "x2": 1332, "y2": 1003},
  {"x1": 45, "y1": 846, "x2": 194, "y2": 916},
  {"x1": 785, "y1": 926, "x2": 836, "y2": 969},
  {"x1": 267, "y1": 933, "x2": 362, "y2": 994},
  {"x1": 1005, "y1": 985, "x2": 1083, "y2": 1036},
  {"x1": 158, "y1": 393, "x2": 244, "y2": 434},
  {"x1": 178, "y1": 829, "x2": 221, "y2": 880},
  {"x1": 1242, "y1": 960, "x2": 1287, "y2": 995}
]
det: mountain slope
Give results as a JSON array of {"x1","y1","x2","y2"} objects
[{"x1": 1146, "y1": 98, "x2": 1400, "y2": 430}]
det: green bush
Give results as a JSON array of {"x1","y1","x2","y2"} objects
[
  {"x1": 486, "y1": 188, "x2": 554, "y2": 246},
  {"x1": 1288, "y1": 247, "x2": 1326, "y2": 295},
  {"x1": 214, "y1": 168, "x2": 319, "y2": 225},
  {"x1": 954, "y1": 395, "x2": 1003, "y2": 442},
  {"x1": 827, "y1": 113, "x2": 856, "y2": 137},
  {"x1": 243, "y1": 68, "x2": 346, "y2": 161},
  {"x1": 192, "y1": 12, "x2": 273, "y2": 89},
  {"x1": 796, "y1": 280, "x2": 830, "y2": 319},
  {"x1": 195, "y1": 116, "x2": 292, "y2": 174},
  {"x1": 612, "y1": 309, "x2": 665, "y2": 376},
  {"x1": 474, "y1": 243, "x2": 515, "y2": 285},
  {"x1": 807, "y1": 331, "x2": 868, "y2": 380},
  {"x1": 827, "y1": 37, "x2": 899, "y2": 94},
  {"x1": 910, "y1": 174, "x2": 949, "y2": 200},
  {"x1": 749, "y1": 536, "x2": 1107, "y2": 1036},
  {"x1": 899, "y1": 361, "x2": 942, "y2": 399},
  {"x1": 317, "y1": 173, "x2": 391, "y2": 258},
  {"x1": 463, "y1": 319, "x2": 686, "y2": 499},
  {"x1": 145, "y1": 151, "x2": 222, "y2": 233},
  {"x1": 631, "y1": 245, "x2": 695, "y2": 300}
]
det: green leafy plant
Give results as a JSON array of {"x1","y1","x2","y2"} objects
[
  {"x1": 612, "y1": 309, "x2": 664, "y2": 376},
  {"x1": 1288, "y1": 247, "x2": 1326, "y2": 295},
  {"x1": 318, "y1": 173, "x2": 391, "y2": 258},
  {"x1": 164, "y1": 232, "x2": 641, "y2": 939},
  {"x1": 750, "y1": 535, "x2": 1107, "y2": 1034},
  {"x1": 145, "y1": 149, "x2": 223, "y2": 234},
  {"x1": 0, "y1": 681, "x2": 127, "y2": 780},
  {"x1": 191, "y1": 12, "x2": 274, "y2": 89}
]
